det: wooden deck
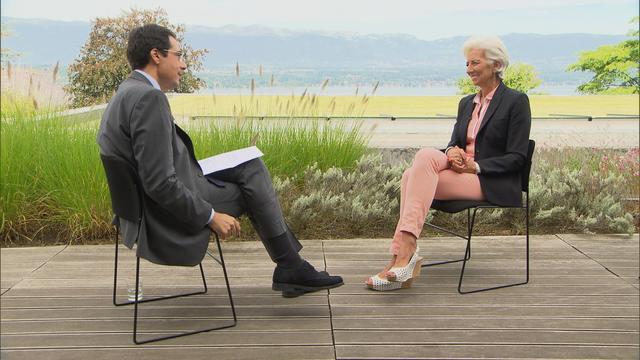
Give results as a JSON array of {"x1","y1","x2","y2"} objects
[{"x1": 1, "y1": 234, "x2": 638, "y2": 359}]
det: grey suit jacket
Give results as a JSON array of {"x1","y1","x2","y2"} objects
[{"x1": 98, "y1": 71, "x2": 218, "y2": 266}]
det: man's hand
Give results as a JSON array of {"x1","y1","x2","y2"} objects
[
  {"x1": 208, "y1": 212, "x2": 241, "y2": 240},
  {"x1": 447, "y1": 146, "x2": 466, "y2": 168}
]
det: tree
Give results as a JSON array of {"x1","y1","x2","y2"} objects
[
  {"x1": 567, "y1": 17, "x2": 639, "y2": 94},
  {"x1": 65, "y1": 8, "x2": 208, "y2": 108},
  {"x1": 456, "y1": 62, "x2": 542, "y2": 95}
]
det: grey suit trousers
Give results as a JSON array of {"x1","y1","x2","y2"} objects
[{"x1": 205, "y1": 158, "x2": 287, "y2": 241}]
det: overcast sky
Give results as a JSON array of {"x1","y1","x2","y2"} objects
[{"x1": 2, "y1": 0, "x2": 638, "y2": 39}]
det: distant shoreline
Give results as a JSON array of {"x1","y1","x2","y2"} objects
[{"x1": 198, "y1": 84, "x2": 581, "y2": 96}]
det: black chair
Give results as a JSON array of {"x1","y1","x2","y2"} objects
[
  {"x1": 100, "y1": 154, "x2": 237, "y2": 344},
  {"x1": 423, "y1": 140, "x2": 535, "y2": 294}
]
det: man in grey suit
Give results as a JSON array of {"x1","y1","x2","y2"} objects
[{"x1": 97, "y1": 24, "x2": 343, "y2": 298}]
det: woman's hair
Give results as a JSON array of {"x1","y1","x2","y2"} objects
[{"x1": 462, "y1": 36, "x2": 510, "y2": 79}]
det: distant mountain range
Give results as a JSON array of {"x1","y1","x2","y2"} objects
[{"x1": 1, "y1": 16, "x2": 628, "y2": 85}]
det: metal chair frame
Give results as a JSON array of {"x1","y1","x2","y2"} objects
[
  {"x1": 102, "y1": 155, "x2": 237, "y2": 344},
  {"x1": 422, "y1": 140, "x2": 535, "y2": 294}
]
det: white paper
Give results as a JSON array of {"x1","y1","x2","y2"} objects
[{"x1": 198, "y1": 146, "x2": 264, "y2": 175}]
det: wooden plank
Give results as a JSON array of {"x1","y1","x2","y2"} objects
[
  {"x1": 17, "y1": 266, "x2": 633, "y2": 285},
  {"x1": 1, "y1": 305, "x2": 330, "y2": 321},
  {"x1": 336, "y1": 344, "x2": 639, "y2": 359},
  {"x1": 622, "y1": 276, "x2": 639, "y2": 288},
  {"x1": 1, "y1": 235, "x2": 638, "y2": 360},
  {"x1": 21, "y1": 268, "x2": 632, "y2": 282},
  {"x1": 2, "y1": 283, "x2": 637, "y2": 297},
  {"x1": 45, "y1": 253, "x2": 323, "y2": 264},
  {"x1": 9, "y1": 278, "x2": 634, "y2": 292},
  {"x1": 0, "y1": 245, "x2": 67, "y2": 289},
  {"x1": 326, "y1": 265, "x2": 627, "y2": 276},
  {"x1": 0, "y1": 346, "x2": 336, "y2": 360},
  {"x1": 326, "y1": 259, "x2": 613, "y2": 269},
  {"x1": 327, "y1": 264, "x2": 624, "y2": 276},
  {"x1": 331, "y1": 317, "x2": 640, "y2": 332},
  {"x1": 331, "y1": 283, "x2": 639, "y2": 296},
  {"x1": 1, "y1": 286, "x2": 303, "y2": 297},
  {"x1": 1, "y1": 294, "x2": 327, "y2": 308},
  {"x1": 326, "y1": 252, "x2": 576, "y2": 260},
  {"x1": 327, "y1": 294, "x2": 638, "y2": 307},
  {"x1": 8, "y1": 277, "x2": 332, "y2": 289},
  {"x1": 329, "y1": 305, "x2": 639, "y2": 318},
  {"x1": 320, "y1": 235, "x2": 565, "y2": 245},
  {"x1": 0, "y1": 245, "x2": 67, "y2": 258},
  {"x1": 338, "y1": 275, "x2": 631, "y2": 286},
  {"x1": 1, "y1": 330, "x2": 334, "y2": 348},
  {"x1": 333, "y1": 329, "x2": 639, "y2": 345},
  {"x1": 1, "y1": 318, "x2": 331, "y2": 333},
  {"x1": 557, "y1": 233, "x2": 638, "y2": 242},
  {"x1": 557, "y1": 234, "x2": 640, "y2": 287},
  {"x1": 21, "y1": 265, "x2": 287, "y2": 279},
  {"x1": 3, "y1": 317, "x2": 637, "y2": 334},
  {"x1": 4, "y1": 293, "x2": 637, "y2": 309}
]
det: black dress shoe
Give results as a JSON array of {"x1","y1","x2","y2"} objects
[{"x1": 272, "y1": 260, "x2": 344, "y2": 298}]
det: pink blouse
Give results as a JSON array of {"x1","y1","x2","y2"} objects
[{"x1": 465, "y1": 84, "x2": 499, "y2": 160}]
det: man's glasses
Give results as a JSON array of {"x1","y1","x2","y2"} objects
[{"x1": 161, "y1": 49, "x2": 184, "y2": 60}]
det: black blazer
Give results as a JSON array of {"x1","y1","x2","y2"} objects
[{"x1": 447, "y1": 82, "x2": 532, "y2": 207}]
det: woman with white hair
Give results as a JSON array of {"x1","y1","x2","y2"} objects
[{"x1": 367, "y1": 35, "x2": 532, "y2": 291}]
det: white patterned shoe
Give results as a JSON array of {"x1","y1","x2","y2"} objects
[
  {"x1": 387, "y1": 248, "x2": 423, "y2": 282},
  {"x1": 366, "y1": 275, "x2": 414, "y2": 291}
]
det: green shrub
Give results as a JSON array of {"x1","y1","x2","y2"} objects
[
  {"x1": 186, "y1": 117, "x2": 368, "y2": 179},
  {"x1": 1, "y1": 99, "x2": 111, "y2": 244},
  {"x1": 271, "y1": 149, "x2": 638, "y2": 239},
  {"x1": 1, "y1": 93, "x2": 637, "y2": 245},
  {"x1": 0, "y1": 95, "x2": 369, "y2": 245},
  {"x1": 276, "y1": 153, "x2": 403, "y2": 238},
  {"x1": 529, "y1": 148, "x2": 638, "y2": 234}
]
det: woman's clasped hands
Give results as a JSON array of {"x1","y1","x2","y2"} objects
[{"x1": 447, "y1": 146, "x2": 477, "y2": 174}]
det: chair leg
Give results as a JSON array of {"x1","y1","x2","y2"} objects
[
  {"x1": 457, "y1": 205, "x2": 530, "y2": 294},
  {"x1": 133, "y1": 256, "x2": 141, "y2": 343},
  {"x1": 525, "y1": 194, "x2": 530, "y2": 284},
  {"x1": 457, "y1": 208, "x2": 478, "y2": 294},
  {"x1": 112, "y1": 226, "x2": 138, "y2": 306},
  {"x1": 113, "y1": 245, "x2": 209, "y2": 307},
  {"x1": 198, "y1": 262, "x2": 208, "y2": 293},
  {"x1": 113, "y1": 227, "x2": 120, "y2": 306},
  {"x1": 211, "y1": 232, "x2": 237, "y2": 324},
  {"x1": 422, "y1": 209, "x2": 472, "y2": 268},
  {"x1": 466, "y1": 209, "x2": 472, "y2": 260},
  {"x1": 131, "y1": 232, "x2": 237, "y2": 344}
]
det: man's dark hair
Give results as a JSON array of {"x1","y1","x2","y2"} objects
[{"x1": 127, "y1": 24, "x2": 177, "y2": 70}]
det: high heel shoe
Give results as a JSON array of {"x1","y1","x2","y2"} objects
[
  {"x1": 387, "y1": 248, "x2": 423, "y2": 282},
  {"x1": 366, "y1": 275, "x2": 414, "y2": 291}
]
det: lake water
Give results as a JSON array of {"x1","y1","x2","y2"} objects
[{"x1": 199, "y1": 84, "x2": 580, "y2": 96}]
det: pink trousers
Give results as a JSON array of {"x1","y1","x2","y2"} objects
[{"x1": 390, "y1": 148, "x2": 485, "y2": 255}]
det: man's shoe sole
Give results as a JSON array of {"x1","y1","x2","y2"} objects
[{"x1": 272, "y1": 281, "x2": 344, "y2": 298}]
